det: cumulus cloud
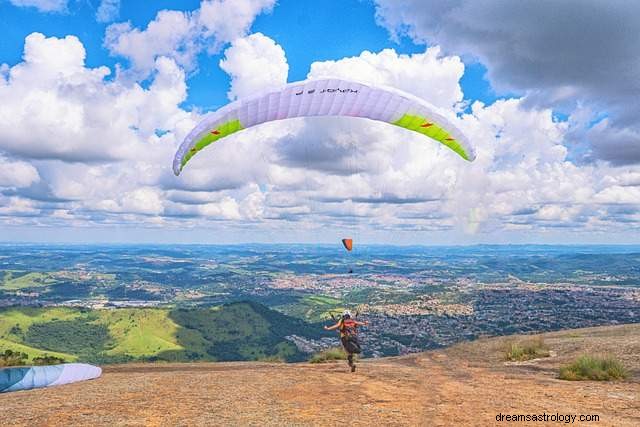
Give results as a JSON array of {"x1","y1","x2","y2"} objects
[
  {"x1": 373, "y1": 0, "x2": 640, "y2": 165},
  {"x1": 170, "y1": 44, "x2": 640, "y2": 238},
  {"x1": 309, "y1": 47, "x2": 464, "y2": 110},
  {"x1": 105, "y1": 10, "x2": 197, "y2": 74},
  {"x1": 0, "y1": 33, "x2": 188, "y2": 163},
  {"x1": 198, "y1": 0, "x2": 276, "y2": 50},
  {"x1": 0, "y1": 33, "x2": 193, "y2": 224},
  {"x1": 2, "y1": 30, "x2": 639, "y2": 241},
  {"x1": 219, "y1": 33, "x2": 288, "y2": 100},
  {"x1": 104, "y1": 0, "x2": 275, "y2": 75},
  {"x1": 119, "y1": 187, "x2": 164, "y2": 215},
  {"x1": 9, "y1": 0, "x2": 66, "y2": 13}
]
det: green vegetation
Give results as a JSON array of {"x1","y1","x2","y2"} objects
[
  {"x1": 559, "y1": 355, "x2": 629, "y2": 381},
  {"x1": 0, "y1": 339, "x2": 74, "y2": 362},
  {"x1": 32, "y1": 355, "x2": 66, "y2": 365},
  {"x1": 24, "y1": 319, "x2": 113, "y2": 360},
  {"x1": 0, "y1": 349, "x2": 65, "y2": 366},
  {"x1": 504, "y1": 337, "x2": 550, "y2": 361},
  {"x1": 0, "y1": 307, "x2": 81, "y2": 335},
  {"x1": 0, "y1": 349, "x2": 28, "y2": 367},
  {"x1": 0, "y1": 307, "x2": 191, "y2": 363},
  {"x1": 170, "y1": 301, "x2": 319, "y2": 362},
  {"x1": 97, "y1": 309, "x2": 183, "y2": 358},
  {"x1": 0, "y1": 307, "x2": 80, "y2": 362},
  {"x1": 1, "y1": 272, "x2": 55, "y2": 290},
  {"x1": 309, "y1": 347, "x2": 347, "y2": 363},
  {"x1": 0, "y1": 302, "x2": 323, "y2": 364}
]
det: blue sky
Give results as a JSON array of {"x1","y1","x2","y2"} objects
[
  {"x1": 0, "y1": 0, "x2": 638, "y2": 244},
  {"x1": 0, "y1": 0, "x2": 497, "y2": 111}
]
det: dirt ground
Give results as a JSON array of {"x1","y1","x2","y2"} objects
[{"x1": 2, "y1": 324, "x2": 639, "y2": 426}]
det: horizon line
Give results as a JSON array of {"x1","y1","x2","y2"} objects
[{"x1": 2, "y1": 241, "x2": 640, "y2": 248}]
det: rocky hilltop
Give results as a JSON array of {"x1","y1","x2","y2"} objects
[{"x1": 2, "y1": 324, "x2": 639, "y2": 426}]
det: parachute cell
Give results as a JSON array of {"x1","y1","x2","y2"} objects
[
  {"x1": 173, "y1": 78, "x2": 476, "y2": 175},
  {"x1": 342, "y1": 238, "x2": 353, "y2": 251},
  {"x1": 0, "y1": 363, "x2": 101, "y2": 393}
]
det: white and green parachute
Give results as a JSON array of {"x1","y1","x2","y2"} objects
[{"x1": 173, "y1": 78, "x2": 475, "y2": 175}]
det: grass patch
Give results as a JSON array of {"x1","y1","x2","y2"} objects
[
  {"x1": 1, "y1": 272, "x2": 55, "y2": 290},
  {"x1": 97, "y1": 309, "x2": 183, "y2": 358},
  {"x1": 309, "y1": 347, "x2": 347, "y2": 363},
  {"x1": 0, "y1": 339, "x2": 75, "y2": 362},
  {"x1": 559, "y1": 355, "x2": 629, "y2": 381},
  {"x1": 504, "y1": 337, "x2": 550, "y2": 361}
]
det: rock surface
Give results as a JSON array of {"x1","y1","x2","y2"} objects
[{"x1": 2, "y1": 324, "x2": 639, "y2": 426}]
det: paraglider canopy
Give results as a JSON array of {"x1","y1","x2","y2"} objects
[
  {"x1": 342, "y1": 238, "x2": 353, "y2": 251},
  {"x1": 0, "y1": 363, "x2": 101, "y2": 393},
  {"x1": 173, "y1": 78, "x2": 476, "y2": 175}
]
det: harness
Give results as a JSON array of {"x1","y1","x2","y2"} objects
[{"x1": 339, "y1": 318, "x2": 358, "y2": 338}]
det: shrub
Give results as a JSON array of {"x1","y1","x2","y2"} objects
[
  {"x1": 309, "y1": 347, "x2": 347, "y2": 363},
  {"x1": 504, "y1": 337, "x2": 550, "y2": 361},
  {"x1": 0, "y1": 349, "x2": 28, "y2": 367},
  {"x1": 559, "y1": 355, "x2": 628, "y2": 381},
  {"x1": 32, "y1": 355, "x2": 66, "y2": 366}
]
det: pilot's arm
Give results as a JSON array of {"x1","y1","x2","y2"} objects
[{"x1": 324, "y1": 320, "x2": 342, "y2": 331}]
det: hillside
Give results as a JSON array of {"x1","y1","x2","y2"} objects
[
  {"x1": 2, "y1": 324, "x2": 639, "y2": 426},
  {"x1": 0, "y1": 302, "x2": 324, "y2": 364}
]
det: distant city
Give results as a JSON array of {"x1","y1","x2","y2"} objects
[{"x1": 1, "y1": 244, "x2": 639, "y2": 357}]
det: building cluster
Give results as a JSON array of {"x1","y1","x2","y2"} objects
[{"x1": 288, "y1": 282, "x2": 640, "y2": 358}]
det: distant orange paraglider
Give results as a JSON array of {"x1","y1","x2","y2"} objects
[{"x1": 342, "y1": 238, "x2": 353, "y2": 251}]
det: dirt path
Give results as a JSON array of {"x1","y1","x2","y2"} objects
[{"x1": 2, "y1": 325, "x2": 639, "y2": 426}]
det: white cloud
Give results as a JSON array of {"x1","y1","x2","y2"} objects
[
  {"x1": 0, "y1": 33, "x2": 193, "y2": 225},
  {"x1": 105, "y1": 10, "x2": 197, "y2": 74},
  {"x1": 0, "y1": 33, "x2": 188, "y2": 163},
  {"x1": 95, "y1": 0, "x2": 120, "y2": 23},
  {"x1": 219, "y1": 33, "x2": 288, "y2": 100},
  {"x1": 9, "y1": 0, "x2": 66, "y2": 13},
  {"x1": 0, "y1": 157, "x2": 40, "y2": 188},
  {"x1": 0, "y1": 196, "x2": 39, "y2": 217},
  {"x1": 120, "y1": 187, "x2": 164, "y2": 215},
  {"x1": 104, "y1": 0, "x2": 275, "y2": 75},
  {"x1": 594, "y1": 186, "x2": 640, "y2": 205},
  {"x1": 176, "y1": 46, "x2": 639, "y2": 237},
  {"x1": 2, "y1": 31, "x2": 639, "y2": 241},
  {"x1": 198, "y1": 0, "x2": 276, "y2": 50},
  {"x1": 308, "y1": 47, "x2": 464, "y2": 110}
]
